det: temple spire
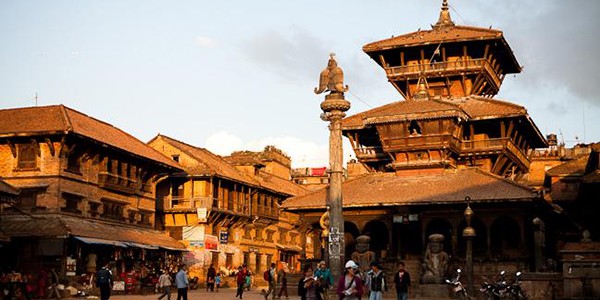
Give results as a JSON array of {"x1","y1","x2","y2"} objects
[{"x1": 434, "y1": 0, "x2": 455, "y2": 28}]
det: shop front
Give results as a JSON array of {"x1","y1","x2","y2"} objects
[{"x1": 0, "y1": 215, "x2": 186, "y2": 297}]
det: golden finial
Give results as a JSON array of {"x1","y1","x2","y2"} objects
[{"x1": 434, "y1": 0, "x2": 455, "y2": 28}]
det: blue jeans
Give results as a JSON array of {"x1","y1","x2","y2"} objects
[
  {"x1": 396, "y1": 292, "x2": 408, "y2": 300},
  {"x1": 369, "y1": 291, "x2": 383, "y2": 300}
]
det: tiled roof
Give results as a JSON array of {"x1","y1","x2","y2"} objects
[
  {"x1": 152, "y1": 135, "x2": 307, "y2": 197},
  {"x1": 281, "y1": 168, "x2": 538, "y2": 210},
  {"x1": 364, "y1": 25, "x2": 504, "y2": 52},
  {"x1": 1, "y1": 215, "x2": 185, "y2": 249},
  {"x1": 546, "y1": 156, "x2": 588, "y2": 177},
  {"x1": 0, "y1": 179, "x2": 19, "y2": 195},
  {"x1": 342, "y1": 96, "x2": 527, "y2": 129},
  {"x1": 0, "y1": 105, "x2": 181, "y2": 169},
  {"x1": 151, "y1": 135, "x2": 259, "y2": 187},
  {"x1": 255, "y1": 171, "x2": 308, "y2": 197}
]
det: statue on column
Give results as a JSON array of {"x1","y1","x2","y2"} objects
[
  {"x1": 421, "y1": 234, "x2": 449, "y2": 284},
  {"x1": 351, "y1": 235, "x2": 376, "y2": 275},
  {"x1": 314, "y1": 53, "x2": 349, "y2": 95}
]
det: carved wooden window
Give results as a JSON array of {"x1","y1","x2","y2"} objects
[
  {"x1": 279, "y1": 229, "x2": 287, "y2": 244},
  {"x1": 243, "y1": 252, "x2": 250, "y2": 268},
  {"x1": 18, "y1": 144, "x2": 37, "y2": 169},
  {"x1": 266, "y1": 229, "x2": 275, "y2": 242},
  {"x1": 17, "y1": 190, "x2": 37, "y2": 209},
  {"x1": 128, "y1": 210, "x2": 137, "y2": 223},
  {"x1": 244, "y1": 226, "x2": 252, "y2": 239},
  {"x1": 226, "y1": 253, "x2": 233, "y2": 268},
  {"x1": 89, "y1": 202, "x2": 100, "y2": 217},
  {"x1": 139, "y1": 211, "x2": 151, "y2": 225},
  {"x1": 172, "y1": 155, "x2": 179, "y2": 162},
  {"x1": 408, "y1": 120, "x2": 422, "y2": 135},
  {"x1": 66, "y1": 151, "x2": 81, "y2": 174},
  {"x1": 61, "y1": 193, "x2": 82, "y2": 214},
  {"x1": 102, "y1": 201, "x2": 125, "y2": 221},
  {"x1": 290, "y1": 233, "x2": 299, "y2": 245},
  {"x1": 254, "y1": 227, "x2": 263, "y2": 241}
]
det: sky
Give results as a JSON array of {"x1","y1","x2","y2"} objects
[{"x1": 1, "y1": 0, "x2": 599, "y2": 168}]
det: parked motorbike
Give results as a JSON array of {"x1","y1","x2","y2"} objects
[
  {"x1": 480, "y1": 270, "x2": 527, "y2": 300},
  {"x1": 507, "y1": 271, "x2": 528, "y2": 300},
  {"x1": 446, "y1": 269, "x2": 469, "y2": 300}
]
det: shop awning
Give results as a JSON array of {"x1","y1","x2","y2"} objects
[
  {"x1": 1, "y1": 215, "x2": 186, "y2": 250},
  {"x1": 275, "y1": 243, "x2": 303, "y2": 253},
  {"x1": 125, "y1": 242, "x2": 159, "y2": 250},
  {"x1": 75, "y1": 236, "x2": 129, "y2": 248}
]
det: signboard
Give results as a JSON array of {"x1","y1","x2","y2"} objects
[
  {"x1": 113, "y1": 281, "x2": 125, "y2": 291},
  {"x1": 219, "y1": 231, "x2": 229, "y2": 244},
  {"x1": 197, "y1": 208, "x2": 208, "y2": 223},
  {"x1": 205, "y1": 234, "x2": 219, "y2": 251},
  {"x1": 183, "y1": 225, "x2": 205, "y2": 246},
  {"x1": 66, "y1": 257, "x2": 77, "y2": 276}
]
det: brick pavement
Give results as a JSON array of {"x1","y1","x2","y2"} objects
[{"x1": 108, "y1": 286, "x2": 438, "y2": 300}]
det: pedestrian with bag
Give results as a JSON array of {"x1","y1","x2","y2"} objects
[
  {"x1": 337, "y1": 260, "x2": 364, "y2": 300},
  {"x1": 314, "y1": 261, "x2": 334, "y2": 300},
  {"x1": 298, "y1": 265, "x2": 322, "y2": 300},
  {"x1": 235, "y1": 265, "x2": 247, "y2": 299},
  {"x1": 262, "y1": 263, "x2": 277, "y2": 300},
  {"x1": 96, "y1": 263, "x2": 113, "y2": 300}
]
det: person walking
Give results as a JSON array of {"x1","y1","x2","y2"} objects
[
  {"x1": 298, "y1": 265, "x2": 322, "y2": 300},
  {"x1": 262, "y1": 263, "x2": 277, "y2": 300},
  {"x1": 393, "y1": 262, "x2": 411, "y2": 300},
  {"x1": 336, "y1": 260, "x2": 364, "y2": 300},
  {"x1": 175, "y1": 265, "x2": 189, "y2": 300},
  {"x1": 276, "y1": 265, "x2": 289, "y2": 299},
  {"x1": 365, "y1": 261, "x2": 386, "y2": 300},
  {"x1": 235, "y1": 266, "x2": 247, "y2": 299},
  {"x1": 206, "y1": 264, "x2": 216, "y2": 292},
  {"x1": 157, "y1": 269, "x2": 172, "y2": 300},
  {"x1": 96, "y1": 264, "x2": 113, "y2": 300},
  {"x1": 314, "y1": 261, "x2": 333, "y2": 300},
  {"x1": 214, "y1": 273, "x2": 222, "y2": 292}
]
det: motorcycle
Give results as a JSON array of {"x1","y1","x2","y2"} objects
[
  {"x1": 446, "y1": 269, "x2": 469, "y2": 300},
  {"x1": 479, "y1": 276, "x2": 495, "y2": 300},
  {"x1": 507, "y1": 271, "x2": 528, "y2": 300}
]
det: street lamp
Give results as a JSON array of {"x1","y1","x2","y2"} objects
[
  {"x1": 463, "y1": 196, "x2": 476, "y2": 295},
  {"x1": 315, "y1": 53, "x2": 350, "y2": 280}
]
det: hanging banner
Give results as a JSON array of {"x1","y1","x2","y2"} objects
[
  {"x1": 205, "y1": 234, "x2": 219, "y2": 251},
  {"x1": 183, "y1": 225, "x2": 205, "y2": 246}
]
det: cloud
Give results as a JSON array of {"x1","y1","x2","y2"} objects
[
  {"x1": 240, "y1": 26, "x2": 329, "y2": 83},
  {"x1": 204, "y1": 131, "x2": 243, "y2": 155},
  {"x1": 195, "y1": 36, "x2": 217, "y2": 48},
  {"x1": 485, "y1": 1, "x2": 600, "y2": 107}
]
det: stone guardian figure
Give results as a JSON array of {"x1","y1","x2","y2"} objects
[{"x1": 421, "y1": 233, "x2": 449, "y2": 284}]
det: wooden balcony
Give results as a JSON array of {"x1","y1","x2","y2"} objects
[
  {"x1": 166, "y1": 196, "x2": 214, "y2": 210},
  {"x1": 385, "y1": 58, "x2": 502, "y2": 90},
  {"x1": 381, "y1": 133, "x2": 453, "y2": 151},
  {"x1": 354, "y1": 146, "x2": 388, "y2": 161},
  {"x1": 98, "y1": 172, "x2": 136, "y2": 194},
  {"x1": 451, "y1": 137, "x2": 530, "y2": 169}
]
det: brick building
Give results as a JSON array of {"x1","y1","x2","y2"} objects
[
  {"x1": 0, "y1": 105, "x2": 185, "y2": 293},
  {"x1": 148, "y1": 135, "x2": 311, "y2": 280}
]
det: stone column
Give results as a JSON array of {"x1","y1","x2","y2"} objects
[{"x1": 321, "y1": 92, "x2": 350, "y2": 280}]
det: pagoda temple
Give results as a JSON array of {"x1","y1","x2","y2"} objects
[{"x1": 283, "y1": 1, "x2": 556, "y2": 295}]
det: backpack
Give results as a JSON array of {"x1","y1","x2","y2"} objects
[
  {"x1": 97, "y1": 269, "x2": 110, "y2": 286},
  {"x1": 263, "y1": 270, "x2": 271, "y2": 281}
]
